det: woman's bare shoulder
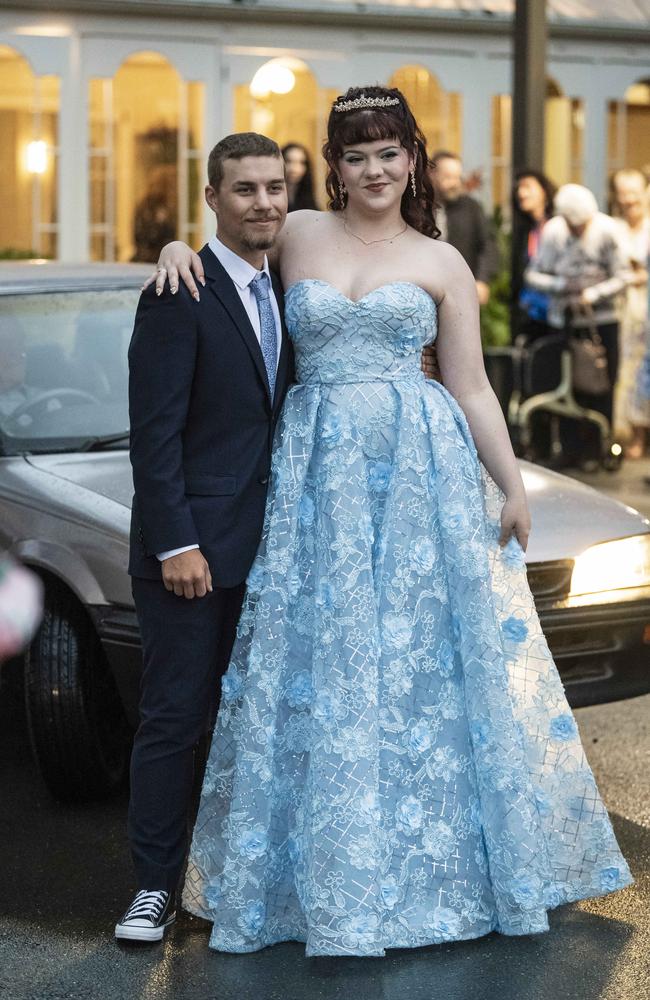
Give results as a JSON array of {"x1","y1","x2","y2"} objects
[
  {"x1": 423, "y1": 235, "x2": 467, "y2": 268},
  {"x1": 431, "y1": 239, "x2": 476, "y2": 283},
  {"x1": 280, "y1": 209, "x2": 330, "y2": 240},
  {"x1": 410, "y1": 234, "x2": 473, "y2": 301}
]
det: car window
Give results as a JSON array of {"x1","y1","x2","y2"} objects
[{"x1": 0, "y1": 289, "x2": 139, "y2": 454}]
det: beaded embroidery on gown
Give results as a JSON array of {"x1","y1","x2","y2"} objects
[{"x1": 183, "y1": 279, "x2": 632, "y2": 957}]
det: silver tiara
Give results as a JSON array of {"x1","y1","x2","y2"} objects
[{"x1": 333, "y1": 94, "x2": 400, "y2": 113}]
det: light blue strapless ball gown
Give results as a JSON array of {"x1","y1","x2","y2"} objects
[{"x1": 183, "y1": 280, "x2": 632, "y2": 956}]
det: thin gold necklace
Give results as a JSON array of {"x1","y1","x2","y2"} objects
[{"x1": 343, "y1": 218, "x2": 408, "y2": 246}]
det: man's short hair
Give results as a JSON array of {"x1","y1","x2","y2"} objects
[
  {"x1": 207, "y1": 133, "x2": 282, "y2": 190},
  {"x1": 429, "y1": 150, "x2": 461, "y2": 168}
]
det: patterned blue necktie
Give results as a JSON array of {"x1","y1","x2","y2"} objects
[{"x1": 249, "y1": 272, "x2": 277, "y2": 399}]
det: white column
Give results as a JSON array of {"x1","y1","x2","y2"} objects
[
  {"x1": 582, "y1": 91, "x2": 609, "y2": 209},
  {"x1": 201, "y1": 48, "x2": 229, "y2": 241},
  {"x1": 57, "y1": 34, "x2": 89, "y2": 261},
  {"x1": 461, "y1": 73, "x2": 494, "y2": 212}
]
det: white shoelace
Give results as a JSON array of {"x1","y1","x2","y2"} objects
[{"x1": 123, "y1": 890, "x2": 168, "y2": 923}]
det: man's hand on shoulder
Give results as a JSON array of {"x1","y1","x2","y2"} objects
[
  {"x1": 421, "y1": 344, "x2": 441, "y2": 382},
  {"x1": 161, "y1": 549, "x2": 213, "y2": 599}
]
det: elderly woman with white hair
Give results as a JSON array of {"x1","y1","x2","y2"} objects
[{"x1": 524, "y1": 183, "x2": 628, "y2": 468}]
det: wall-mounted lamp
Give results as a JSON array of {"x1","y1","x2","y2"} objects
[
  {"x1": 26, "y1": 140, "x2": 47, "y2": 174},
  {"x1": 250, "y1": 59, "x2": 297, "y2": 100}
]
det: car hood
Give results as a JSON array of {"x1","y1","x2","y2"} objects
[
  {"x1": 520, "y1": 462, "x2": 649, "y2": 562},
  {"x1": 27, "y1": 452, "x2": 133, "y2": 508},
  {"x1": 24, "y1": 455, "x2": 649, "y2": 563}
]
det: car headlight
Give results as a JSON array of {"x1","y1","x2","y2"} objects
[{"x1": 570, "y1": 533, "x2": 650, "y2": 597}]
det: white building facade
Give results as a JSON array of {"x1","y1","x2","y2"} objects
[{"x1": 0, "y1": 0, "x2": 648, "y2": 261}]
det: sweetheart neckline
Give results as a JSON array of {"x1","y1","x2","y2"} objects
[{"x1": 284, "y1": 278, "x2": 437, "y2": 308}]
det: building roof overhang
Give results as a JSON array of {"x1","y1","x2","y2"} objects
[{"x1": 2, "y1": 0, "x2": 650, "y2": 44}]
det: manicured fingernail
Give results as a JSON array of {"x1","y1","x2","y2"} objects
[
  {"x1": 199, "y1": 277, "x2": 206, "y2": 286},
  {"x1": 156, "y1": 288, "x2": 162, "y2": 296},
  {"x1": 193, "y1": 292, "x2": 200, "y2": 301},
  {"x1": 171, "y1": 286, "x2": 177, "y2": 294}
]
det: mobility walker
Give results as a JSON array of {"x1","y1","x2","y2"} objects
[{"x1": 508, "y1": 319, "x2": 622, "y2": 471}]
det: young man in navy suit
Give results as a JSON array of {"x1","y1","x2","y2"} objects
[{"x1": 117, "y1": 133, "x2": 293, "y2": 941}]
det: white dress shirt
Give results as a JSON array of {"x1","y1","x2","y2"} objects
[{"x1": 157, "y1": 236, "x2": 283, "y2": 563}]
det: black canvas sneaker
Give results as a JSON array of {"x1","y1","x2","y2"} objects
[{"x1": 115, "y1": 890, "x2": 176, "y2": 942}]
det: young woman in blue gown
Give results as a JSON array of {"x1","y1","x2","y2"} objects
[{"x1": 149, "y1": 86, "x2": 632, "y2": 956}]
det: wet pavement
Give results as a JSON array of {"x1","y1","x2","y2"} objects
[
  {"x1": 2, "y1": 459, "x2": 650, "y2": 1000},
  {"x1": 1, "y1": 654, "x2": 648, "y2": 1000}
]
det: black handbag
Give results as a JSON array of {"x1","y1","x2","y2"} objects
[{"x1": 569, "y1": 304, "x2": 611, "y2": 396}]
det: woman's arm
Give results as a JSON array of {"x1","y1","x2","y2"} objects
[
  {"x1": 581, "y1": 233, "x2": 627, "y2": 305},
  {"x1": 434, "y1": 243, "x2": 531, "y2": 549},
  {"x1": 142, "y1": 211, "x2": 320, "y2": 297}
]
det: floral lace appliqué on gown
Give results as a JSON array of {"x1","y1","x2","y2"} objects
[{"x1": 183, "y1": 279, "x2": 632, "y2": 957}]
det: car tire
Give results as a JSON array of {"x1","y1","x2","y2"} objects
[{"x1": 25, "y1": 583, "x2": 131, "y2": 802}]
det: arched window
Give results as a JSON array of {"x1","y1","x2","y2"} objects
[
  {"x1": 608, "y1": 79, "x2": 650, "y2": 180},
  {"x1": 234, "y1": 58, "x2": 337, "y2": 208},
  {"x1": 89, "y1": 51, "x2": 204, "y2": 262},
  {"x1": 388, "y1": 65, "x2": 462, "y2": 157},
  {"x1": 0, "y1": 45, "x2": 59, "y2": 258},
  {"x1": 491, "y1": 79, "x2": 584, "y2": 211}
]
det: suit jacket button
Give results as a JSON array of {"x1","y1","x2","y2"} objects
[{"x1": 258, "y1": 475, "x2": 269, "y2": 485}]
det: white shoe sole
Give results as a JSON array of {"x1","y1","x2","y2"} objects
[{"x1": 115, "y1": 913, "x2": 176, "y2": 942}]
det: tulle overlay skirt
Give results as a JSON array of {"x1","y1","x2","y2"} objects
[{"x1": 183, "y1": 374, "x2": 632, "y2": 957}]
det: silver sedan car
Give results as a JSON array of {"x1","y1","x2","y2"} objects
[{"x1": 1, "y1": 262, "x2": 649, "y2": 803}]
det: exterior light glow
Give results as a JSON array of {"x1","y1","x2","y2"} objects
[
  {"x1": 26, "y1": 140, "x2": 47, "y2": 174},
  {"x1": 250, "y1": 61, "x2": 296, "y2": 100}
]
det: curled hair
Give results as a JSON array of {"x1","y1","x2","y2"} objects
[{"x1": 322, "y1": 85, "x2": 439, "y2": 239}]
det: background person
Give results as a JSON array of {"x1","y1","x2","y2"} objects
[
  {"x1": 512, "y1": 169, "x2": 557, "y2": 341},
  {"x1": 281, "y1": 142, "x2": 318, "y2": 211},
  {"x1": 429, "y1": 149, "x2": 499, "y2": 305},
  {"x1": 610, "y1": 168, "x2": 650, "y2": 457},
  {"x1": 525, "y1": 183, "x2": 627, "y2": 468}
]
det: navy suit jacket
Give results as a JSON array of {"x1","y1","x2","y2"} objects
[{"x1": 128, "y1": 245, "x2": 294, "y2": 588}]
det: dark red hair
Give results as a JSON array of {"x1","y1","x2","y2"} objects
[{"x1": 322, "y1": 85, "x2": 439, "y2": 239}]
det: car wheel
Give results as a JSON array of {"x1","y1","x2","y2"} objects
[{"x1": 25, "y1": 583, "x2": 131, "y2": 802}]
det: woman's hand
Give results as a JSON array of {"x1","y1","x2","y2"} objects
[
  {"x1": 499, "y1": 494, "x2": 531, "y2": 550},
  {"x1": 142, "y1": 241, "x2": 205, "y2": 300}
]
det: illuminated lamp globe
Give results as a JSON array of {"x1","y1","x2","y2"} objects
[
  {"x1": 250, "y1": 61, "x2": 296, "y2": 100},
  {"x1": 26, "y1": 140, "x2": 47, "y2": 174}
]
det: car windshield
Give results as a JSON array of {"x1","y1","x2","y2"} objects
[{"x1": 0, "y1": 288, "x2": 138, "y2": 455}]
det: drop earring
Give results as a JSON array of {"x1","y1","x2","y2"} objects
[
  {"x1": 410, "y1": 168, "x2": 417, "y2": 198},
  {"x1": 338, "y1": 177, "x2": 347, "y2": 204}
]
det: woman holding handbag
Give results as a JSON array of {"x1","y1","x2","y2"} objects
[{"x1": 524, "y1": 184, "x2": 628, "y2": 469}]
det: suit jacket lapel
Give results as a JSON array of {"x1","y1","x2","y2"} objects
[{"x1": 200, "y1": 246, "x2": 272, "y2": 402}]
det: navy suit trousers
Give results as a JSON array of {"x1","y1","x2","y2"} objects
[{"x1": 128, "y1": 577, "x2": 245, "y2": 893}]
